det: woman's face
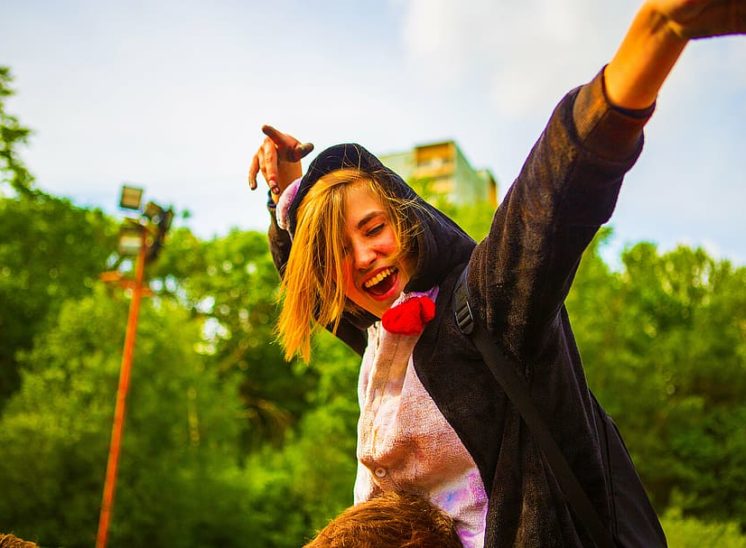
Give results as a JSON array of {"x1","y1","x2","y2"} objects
[{"x1": 342, "y1": 184, "x2": 412, "y2": 318}]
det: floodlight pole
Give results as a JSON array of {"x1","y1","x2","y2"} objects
[{"x1": 96, "y1": 227, "x2": 147, "y2": 548}]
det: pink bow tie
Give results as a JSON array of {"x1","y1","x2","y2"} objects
[{"x1": 382, "y1": 295, "x2": 436, "y2": 335}]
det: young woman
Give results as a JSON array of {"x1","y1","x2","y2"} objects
[{"x1": 248, "y1": 2, "x2": 744, "y2": 546}]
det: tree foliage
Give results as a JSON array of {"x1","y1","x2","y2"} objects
[
  {"x1": 0, "y1": 66, "x2": 34, "y2": 196},
  {"x1": 151, "y1": 227, "x2": 319, "y2": 452},
  {"x1": 0, "y1": 288, "x2": 251, "y2": 546},
  {"x1": 0, "y1": 192, "x2": 116, "y2": 406},
  {"x1": 567, "y1": 233, "x2": 746, "y2": 524},
  {"x1": 661, "y1": 508, "x2": 746, "y2": 548}
]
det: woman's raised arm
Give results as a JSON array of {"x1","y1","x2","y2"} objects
[
  {"x1": 605, "y1": 0, "x2": 745, "y2": 109},
  {"x1": 467, "y1": 0, "x2": 744, "y2": 361}
]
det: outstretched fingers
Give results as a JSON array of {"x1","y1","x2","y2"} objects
[
  {"x1": 262, "y1": 124, "x2": 296, "y2": 147},
  {"x1": 248, "y1": 151, "x2": 260, "y2": 190},
  {"x1": 262, "y1": 124, "x2": 314, "y2": 162},
  {"x1": 290, "y1": 142, "x2": 315, "y2": 162},
  {"x1": 261, "y1": 138, "x2": 280, "y2": 194}
]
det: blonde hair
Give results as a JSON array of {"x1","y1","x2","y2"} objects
[
  {"x1": 304, "y1": 491, "x2": 462, "y2": 548},
  {"x1": 278, "y1": 169, "x2": 418, "y2": 362}
]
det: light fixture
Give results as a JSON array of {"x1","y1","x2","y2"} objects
[
  {"x1": 119, "y1": 185, "x2": 144, "y2": 211},
  {"x1": 117, "y1": 223, "x2": 143, "y2": 256},
  {"x1": 143, "y1": 201, "x2": 164, "y2": 223}
]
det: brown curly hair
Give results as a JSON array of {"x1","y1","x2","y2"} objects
[{"x1": 304, "y1": 491, "x2": 462, "y2": 547}]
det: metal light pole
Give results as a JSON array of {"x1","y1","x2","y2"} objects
[
  {"x1": 95, "y1": 226, "x2": 147, "y2": 548},
  {"x1": 95, "y1": 186, "x2": 172, "y2": 548}
]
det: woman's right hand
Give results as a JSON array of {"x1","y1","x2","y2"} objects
[{"x1": 248, "y1": 125, "x2": 314, "y2": 202}]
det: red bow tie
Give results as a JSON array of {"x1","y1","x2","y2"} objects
[{"x1": 382, "y1": 295, "x2": 436, "y2": 335}]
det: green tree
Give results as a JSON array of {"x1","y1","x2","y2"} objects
[
  {"x1": 0, "y1": 195, "x2": 116, "y2": 407},
  {"x1": 152, "y1": 227, "x2": 319, "y2": 452},
  {"x1": 661, "y1": 508, "x2": 746, "y2": 547},
  {"x1": 567, "y1": 239, "x2": 746, "y2": 525},
  {"x1": 237, "y1": 330, "x2": 361, "y2": 547},
  {"x1": 0, "y1": 286, "x2": 256, "y2": 547},
  {"x1": 0, "y1": 66, "x2": 34, "y2": 196}
]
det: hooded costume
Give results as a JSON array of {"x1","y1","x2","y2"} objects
[{"x1": 267, "y1": 70, "x2": 667, "y2": 547}]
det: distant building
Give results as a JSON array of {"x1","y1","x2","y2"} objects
[{"x1": 379, "y1": 140, "x2": 498, "y2": 207}]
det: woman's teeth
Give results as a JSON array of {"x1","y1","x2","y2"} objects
[{"x1": 364, "y1": 267, "x2": 395, "y2": 289}]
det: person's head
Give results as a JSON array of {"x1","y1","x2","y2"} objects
[
  {"x1": 278, "y1": 167, "x2": 421, "y2": 361},
  {"x1": 304, "y1": 491, "x2": 462, "y2": 548},
  {"x1": 0, "y1": 534, "x2": 38, "y2": 548}
]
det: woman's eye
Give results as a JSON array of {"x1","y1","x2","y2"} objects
[{"x1": 367, "y1": 224, "x2": 384, "y2": 237}]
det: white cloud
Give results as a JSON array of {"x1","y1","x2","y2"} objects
[{"x1": 398, "y1": 0, "x2": 638, "y2": 115}]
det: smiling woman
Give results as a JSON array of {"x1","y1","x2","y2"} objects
[
  {"x1": 248, "y1": 2, "x2": 745, "y2": 546},
  {"x1": 340, "y1": 183, "x2": 414, "y2": 316},
  {"x1": 277, "y1": 167, "x2": 422, "y2": 362}
]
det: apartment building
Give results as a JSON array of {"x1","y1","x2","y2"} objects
[{"x1": 379, "y1": 140, "x2": 498, "y2": 207}]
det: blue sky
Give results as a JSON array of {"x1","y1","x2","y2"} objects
[{"x1": 2, "y1": 0, "x2": 744, "y2": 264}]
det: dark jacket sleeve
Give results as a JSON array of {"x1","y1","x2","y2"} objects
[
  {"x1": 267, "y1": 201, "x2": 292, "y2": 278},
  {"x1": 267, "y1": 202, "x2": 368, "y2": 357},
  {"x1": 468, "y1": 69, "x2": 654, "y2": 362}
]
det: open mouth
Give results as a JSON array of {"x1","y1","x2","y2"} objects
[{"x1": 363, "y1": 267, "x2": 398, "y2": 297}]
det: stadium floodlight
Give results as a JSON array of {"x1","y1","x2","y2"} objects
[
  {"x1": 119, "y1": 185, "x2": 144, "y2": 211},
  {"x1": 143, "y1": 200, "x2": 164, "y2": 223},
  {"x1": 117, "y1": 222, "x2": 144, "y2": 256}
]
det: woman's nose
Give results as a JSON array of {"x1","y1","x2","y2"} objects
[{"x1": 352, "y1": 241, "x2": 376, "y2": 270}]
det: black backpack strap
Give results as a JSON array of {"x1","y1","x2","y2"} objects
[{"x1": 453, "y1": 267, "x2": 616, "y2": 548}]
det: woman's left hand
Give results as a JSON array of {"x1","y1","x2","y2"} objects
[
  {"x1": 605, "y1": 0, "x2": 744, "y2": 109},
  {"x1": 649, "y1": 0, "x2": 746, "y2": 39}
]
